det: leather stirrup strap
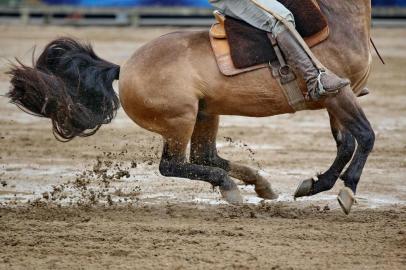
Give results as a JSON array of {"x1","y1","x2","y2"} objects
[
  {"x1": 249, "y1": 0, "x2": 325, "y2": 71},
  {"x1": 267, "y1": 33, "x2": 296, "y2": 84},
  {"x1": 268, "y1": 33, "x2": 287, "y2": 66}
]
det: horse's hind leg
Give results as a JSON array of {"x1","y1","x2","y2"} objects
[
  {"x1": 295, "y1": 112, "x2": 356, "y2": 197},
  {"x1": 159, "y1": 114, "x2": 243, "y2": 204},
  {"x1": 190, "y1": 113, "x2": 278, "y2": 200}
]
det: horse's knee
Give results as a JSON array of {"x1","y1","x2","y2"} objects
[
  {"x1": 337, "y1": 132, "x2": 356, "y2": 160},
  {"x1": 357, "y1": 128, "x2": 375, "y2": 153}
]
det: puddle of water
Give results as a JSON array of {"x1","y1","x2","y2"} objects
[
  {"x1": 196, "y1": 194, "x2": 405, "y2": 208},
  {"x1": 192, "y1": 198, "x2": 227, "y2": 205},
  {"x1": 1, "y1": 160, "x2": 405, "y2": 209},
  {"x1": 1, "y1": 182, "x2": 404, "y2": 208}
]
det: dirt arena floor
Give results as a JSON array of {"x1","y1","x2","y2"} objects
[{"x1": 0, "y1": 25, "x2": 405, "y2": 269}]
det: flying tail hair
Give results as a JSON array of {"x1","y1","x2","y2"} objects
[{"x1": 7, "y1": 37, "x2": 120, "y2": 141}]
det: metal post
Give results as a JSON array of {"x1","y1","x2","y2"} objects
[
  {"x1": 20, "y1": 7, "x2": 29, "y2": 25},
  {"x1": 44, "y1": 11, "x2": 53, "y2": 25},
  {"x1": 130, "y1": 10, "x2": 140, "y2": 27}
]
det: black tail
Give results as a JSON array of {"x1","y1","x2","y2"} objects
[{"x1": 7, "y1": 37, "x2": 120, "y2": 141}]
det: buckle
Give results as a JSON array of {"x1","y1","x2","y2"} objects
[
  {"x1": 279, "y1": 65, "x2": 291, "y2": 76},
  {"x1": 278, "y1": 65, "x2": 296, "y2": 84}
]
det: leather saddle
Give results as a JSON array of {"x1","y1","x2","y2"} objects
[{"x1": 210, "y1": 0, "x2": 330, "y2": 76}]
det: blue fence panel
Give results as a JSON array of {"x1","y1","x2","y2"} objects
[
  {"x1": 43, "y1": 0, "x2": 211, "y2": 7},
  {"x1": 372, "y1": 0, "x2": 406, "y2": 6},
  {"x1": 43, "y1": 0, "x2": 406, "y2": 7}
]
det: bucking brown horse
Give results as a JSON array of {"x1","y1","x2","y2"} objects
[{"x1": 7, "y1": 0, "x2": 374, "y2": 214}]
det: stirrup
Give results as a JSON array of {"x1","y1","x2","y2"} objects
[
  {"x1": 306, "y1": 69, "x2": 337, "y2": 101},
  {"x1": 316, "y1": 70, "x2": 327, "y2": 96}
]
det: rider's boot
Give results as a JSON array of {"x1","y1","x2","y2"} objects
[{"x1": 276, "y1": 30, "x2": 350, "y2": 100}]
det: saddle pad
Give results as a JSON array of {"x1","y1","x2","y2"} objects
[
  {"x1": 226, "y1": 0, "x2": 328, "y2": 69},
  {"x1": 225, "y1": 17, "x2": 276, "y2": 69},
  {"x1": 210, "y1": 0, "x2": 330, "y2": 76}
]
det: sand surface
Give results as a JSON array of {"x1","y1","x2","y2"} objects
[{"x1": 0, "y1": 25, "x2": 405, "y2": 269}]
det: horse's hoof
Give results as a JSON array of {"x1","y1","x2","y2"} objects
[
  {"x1": 255, "y1": 179, "x2": 278, "y2": 200},
  {"x1": 219, "y1": 178, "x2": 243, "y2": 205},
  {"x1": 337, "y1": 187, "x2": 355, "y2": 215},
  {"x1": 294, "y1": 178, "x2": 315, "y2": 199}
]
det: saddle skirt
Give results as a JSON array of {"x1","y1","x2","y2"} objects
[{"x1": 210, "y1": 0, "x2": 330, "y2": 76}]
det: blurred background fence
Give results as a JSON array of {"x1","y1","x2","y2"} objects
[
  {"x1": 0, "y1": 0, "x2": 405, "y2": 26},
  {"x1": 1, "y1": 0, "x2": 404, "y2": 7}
]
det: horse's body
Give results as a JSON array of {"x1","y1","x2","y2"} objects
[
  {"x1": 8, "y1": 0, "x2": 374, "y2": 214},
  {"x1": 120, "y1": 0, "x2": 371, "y2": 119}
]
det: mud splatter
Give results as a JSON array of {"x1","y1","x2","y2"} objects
[
  {"x1": 224, "y1": 136, "x2": 263, "y2": 170},
  {"x1": 24, "y1": 150, "x2": 142, "y2": 207}
]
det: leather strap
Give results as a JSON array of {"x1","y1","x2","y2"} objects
[
  {"x1": 268, "y1": 33, "x2": 287, "y2": 66},
  {"x1": 250, "y1": 0, "x2": 325, "y2": 70},
  {"x1": 270, "y1": 62, "x2": 307, "y2": 111},
  {"x1": 267, "y1": 33, "x2": 296, "y2": 85}
]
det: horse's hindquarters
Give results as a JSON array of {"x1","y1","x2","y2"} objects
[{"x1": 118, "y1": 32, "x2": 205, "y2": 135}]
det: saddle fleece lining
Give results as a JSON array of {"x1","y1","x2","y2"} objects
[{"x1": 224, "y1": 0, "x2": 328, "y2": 69}]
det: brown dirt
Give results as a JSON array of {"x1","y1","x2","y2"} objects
[
  {"x1": 0, "y1": 205, "x2": 405, "y2": 270},
  {"x1": 0, "y1": 25, "x2": 405, "y2": 269}
]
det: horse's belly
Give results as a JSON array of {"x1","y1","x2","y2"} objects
[{"x1": 204, "y1": 68, "x2": 295, "y2": 117}]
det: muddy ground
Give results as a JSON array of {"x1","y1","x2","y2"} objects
[{"x1": 0, "y1": 25, "x2": 405, "y2": 269}]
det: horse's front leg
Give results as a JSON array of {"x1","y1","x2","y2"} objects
[
  {"x1": 294, "y1": 112, "x2": 356, "y2": 198},
  {"x1": 295, "y1": 87, "x2": 375, "y2": 214}
]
